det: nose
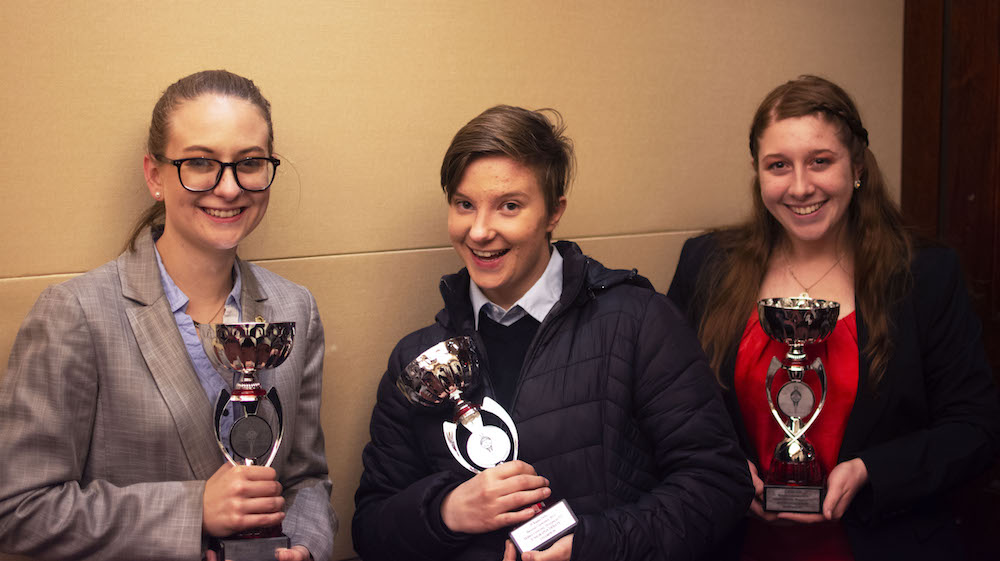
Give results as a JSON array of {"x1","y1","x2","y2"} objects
[
  {"x1": 469, "y1": 211, "x2": 494, "y2": 243},
  {"x1": 788, "y1": 168, "x2": 814, "y2": 199},
  {"x1": 213, "y1": 165, "x2": 242, "y2": 200}
]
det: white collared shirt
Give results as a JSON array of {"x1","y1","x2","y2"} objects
[{"x1": 470, "y1": 246, "x2": 564, "y2": 329}]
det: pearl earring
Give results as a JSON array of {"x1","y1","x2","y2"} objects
[
  {"x1": 154, "y1": 191, "x2": 162, "y2": 200},
  {"x1": 853, "y1": 179, "x2": 861, "y2": 190}
]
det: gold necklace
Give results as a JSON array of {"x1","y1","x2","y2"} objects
[
  {"x1": 785, "y1": 252, "x2": 843, "y2": 299},
  {"x1": 193, "y1": 298, "x2": 227, "y2": 325}
]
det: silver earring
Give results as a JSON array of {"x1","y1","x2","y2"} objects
[{"x1": 853, "y1": 179, "x2": 861, "y2": 190}]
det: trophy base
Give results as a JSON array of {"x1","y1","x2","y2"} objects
[
  {"x1": 210, "y1": 534, "x2": 291, "y2": 561},
  {"x1": 763, "y1": 484, "x2": 825, "y2": 513},
  {"x1": 509, "y1": 499, "x2": 578, "y2": 554}
]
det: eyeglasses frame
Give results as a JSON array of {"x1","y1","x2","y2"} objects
[{"x1": 154, "y1": 155, "x2": 281, "y2": 193}]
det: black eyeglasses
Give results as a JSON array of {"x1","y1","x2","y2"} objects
[{"x1": 155, "y1": 155, "x2": 280, "y2": 192}]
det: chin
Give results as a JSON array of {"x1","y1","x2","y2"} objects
[
  {"x1": 787, "y1": 229, "x2": 832, "y2": 244},
  {"x1": 468, "y1": 274, "x2": 502, "y2": 292},
  {"x1": 205, "y1": 236, "x2": 244, "y2": 252}
]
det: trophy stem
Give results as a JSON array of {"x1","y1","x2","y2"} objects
[
  {"x1": 784, "y1": 342, "x2": 807, "y2": 365},
  {"x1": 232, "y1": 373, "x2": 266, "y2": 401},
  {"x1": 453, "y1": 399, "x2": 483, "y2": 431}
]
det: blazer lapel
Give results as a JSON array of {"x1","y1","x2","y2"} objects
[
  {"x1": 237, "y1": 257, "x2": 269, "y2": 323},
  {"x1": 839, "y1": 304, "x2": 883, "y2": 460},
  {"x1": 235, "y1": 258, "x2": 298, "y2": 467},
  {"x1": 122, "y1": 229, "x2": 225, "y2": 480}
]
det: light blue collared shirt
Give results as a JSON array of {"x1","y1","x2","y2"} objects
[
  {"x1": 470, "y1": 246, "x2": 563, "y2": 329},
  {"x1": 153, "y1": 245, "x2": 242, "y2": 438}
]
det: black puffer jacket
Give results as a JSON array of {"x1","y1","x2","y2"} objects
[{"x1": 353, "y1": 241, "x2": 752, "y2": 561}]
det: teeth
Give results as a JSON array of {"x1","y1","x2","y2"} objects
[
  {"x1": 790, "y1": 202, "x2": 824, "y2": 215},
  {"x1": 204, "y1": 208, "x2": 241, "y2": 218},
  {"x1": 471, "y1": 248, "x2": 508, "y2": 259}
]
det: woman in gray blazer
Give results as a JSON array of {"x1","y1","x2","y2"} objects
[{"x1": 0, "y1": 70, "x2": 336, "y2": 561}]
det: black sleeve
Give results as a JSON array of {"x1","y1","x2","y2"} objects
[
  {"x1": 855, "y1": 248, "x2": 1000, "y2": 521},
  {"x1": 569, "y1": 293, "x2": 753, "y2": 561},
  {"x1": 351, "y1": 341, "x2": 471, "y2": 561},
  {"x1": 666, "y1": 234, "x2": 717, "y2": 327}
]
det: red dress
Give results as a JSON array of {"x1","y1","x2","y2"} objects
[{"x1": 735, "y1": 311, "x2": 859, "y2": 561}]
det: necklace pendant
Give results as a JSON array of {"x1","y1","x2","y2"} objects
[{"x1": 798, "y1": 292, "x2": 811, "y2": 299}]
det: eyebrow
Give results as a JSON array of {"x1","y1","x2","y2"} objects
[
  {"x1": 761, "y1": 147, "x2": 839, "y2": 160},
  {"x1": 180, "y1": 145, "x2": 267, "y2": 156}
]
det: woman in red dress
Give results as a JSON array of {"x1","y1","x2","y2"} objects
[{"x1": 667, "y1": 75, "x2": 999, "y2": 561}]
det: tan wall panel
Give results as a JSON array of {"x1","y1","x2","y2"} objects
[
  {"x1": 1, "y1": 0, "x2": 901, "y2": 278},
  {"x1": 572, "y1": 231, "x2": 700, "y2": 294}
]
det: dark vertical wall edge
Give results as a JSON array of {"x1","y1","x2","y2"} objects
[
  {"x1": 901, "y1": 0, "x2": 943, "y2": 239},
  {"x1": 904, "y1": 1, "x2": 1000, "y2": 557}
]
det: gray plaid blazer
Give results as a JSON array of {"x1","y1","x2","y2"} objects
[{"x1": 0, "y1": 228, "x2": 336, "y2": 560}]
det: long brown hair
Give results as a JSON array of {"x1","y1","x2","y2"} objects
[
  {"x1": 125, "y1": 70, "x2": 274, "y2": 251},
  {"x1": 697, "y1": 75, "x2": 911, "y2": 388}
]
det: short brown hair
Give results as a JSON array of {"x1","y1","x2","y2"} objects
[{"x1": 440, "y1": 105, "x2": 574, "y2": 216}]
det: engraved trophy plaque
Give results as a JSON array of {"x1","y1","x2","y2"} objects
[
  {"x1": 396, "y1": 336, "x2": 576, "y2": 553},
  {"x1": 757, "y1": 297, "x2": 839, "y2": 513},
  {"x1": 198, "y1": 321, "x2": 295, "y2": 561}
]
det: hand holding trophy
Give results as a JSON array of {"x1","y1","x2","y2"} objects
[
  {"x1": 757, "y1": 297, "x2": 840, "y2": 514},
  {"x1": 396, "y1": 337, "x2": 577, "y2": 554},
  {"x1": 198, "y1": 321, "x2": 295, "y2": 561}
]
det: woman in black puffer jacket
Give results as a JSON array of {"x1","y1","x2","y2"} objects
[{"x1": 352, "y1": 105, "x2": 752, "y2": 561}]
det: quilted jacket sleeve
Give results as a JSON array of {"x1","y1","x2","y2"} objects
[
  {"x1": 352, "y1": 340, "x2": 472, "y2": 561},
  {"x1": 569, "y1": 292, "x2": 753, "y2": 561}
]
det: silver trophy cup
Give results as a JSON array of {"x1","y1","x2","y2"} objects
[
  {"x1": 198, "y1": 321, "x2": 295, "y2": 559},
  {"x1": 396, "y1": 336, "x2": 518, "y2": 472},
  {"x1": 757, "y1": 297, "x2": 839, "y2": 513},
  {"x1": 396, "y1": 336, "x2": 578, "y2": 553}
]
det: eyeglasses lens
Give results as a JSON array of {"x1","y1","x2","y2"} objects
[{"x1": 179, "y1": 158, "x2": 276, "y2": 191}]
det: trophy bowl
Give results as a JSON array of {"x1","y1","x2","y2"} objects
[
  {"x1": 758, "y1": 297, "x2": 840, "y2": 347},
  {"x1": 396, "y1": 337, "x2": 479, "y2": 408},
  {"x1": 198, "y1": 322, "x2": 296, "y2": 376}
]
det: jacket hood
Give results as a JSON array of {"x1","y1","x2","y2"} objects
[{"x1": 435, "y1": 240, "x2": 653, "y2": 331}]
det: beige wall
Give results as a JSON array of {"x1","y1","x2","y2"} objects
[{"x1": 0, "y1": 1, "x2": 902, "y2": 559}]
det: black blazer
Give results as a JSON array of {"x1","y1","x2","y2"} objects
[{"x1": 667, "y1": 233, "x2": 1000, "y2": 561}]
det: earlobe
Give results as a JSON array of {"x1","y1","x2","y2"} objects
[{"x1": 143, "y1": 154, "x2": 162, "y2": 200}]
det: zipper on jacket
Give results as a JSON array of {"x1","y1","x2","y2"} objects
[{"x1": 507, "y1": 259, "x2": 590, "y2": 410}]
